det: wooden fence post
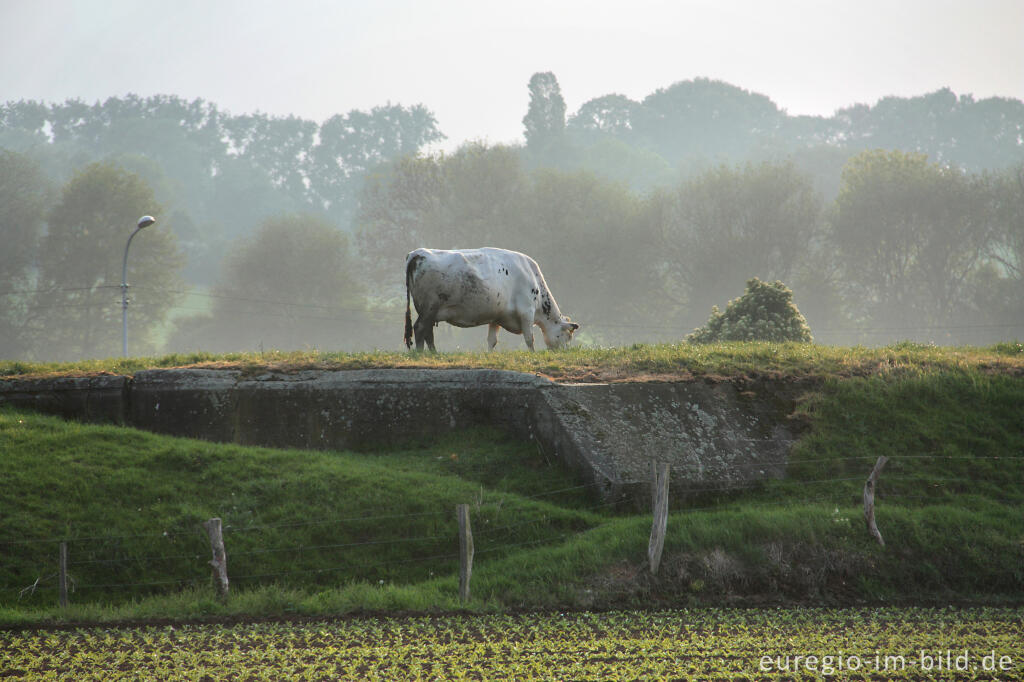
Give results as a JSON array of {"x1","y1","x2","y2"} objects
[
  {"x1": 863, "y1": 456, "x2": 889, "y2": 547},
  {"x1": 203, "y1": 518, "x2": 230, "y2": 599},
  {"x1": 456, "y1": 504, "x2": 474, "y2": 603},
  {"x1": 58, "y1": 541, "x2": 69, "y2": 609},
  {"x1": 648, "y1": 460, "x2": 670, "y2": 575}
]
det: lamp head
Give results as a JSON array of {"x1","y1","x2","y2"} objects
[{"x1": 137, "y1": 215, "x2": 156, "y2": 229}]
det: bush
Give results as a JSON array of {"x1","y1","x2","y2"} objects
[{"x1": 688, "y1": 278, "x2": 812, "y2": 343}]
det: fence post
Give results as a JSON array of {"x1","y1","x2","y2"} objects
[
  {"x1": 648, "y1": 460, "x2": 670, "y2": 575},
  {"x1": 863, "y1": 456, "x2": 889, "y2": 547},
  {"x1": 58, "y1": 541, "x2": 69, "y2": 609},
  {"x1": 456, "y1": 504, "x2": 474, "y2": 603},
  {"x1": 203, "y1": 518, "x2": 230, "y2": 599}
]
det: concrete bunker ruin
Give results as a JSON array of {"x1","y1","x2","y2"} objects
[{"x1": 1, "y1": 369, "x2": 799, "y2": 505}]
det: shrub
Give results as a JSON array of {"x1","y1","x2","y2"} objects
[{"x1": 688, "y1": 278, "x2": 812, "y2": 343}]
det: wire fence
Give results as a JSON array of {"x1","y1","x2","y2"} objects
[{"x1": 2, "y1": 452, "x2": 1019, "y2": 607}]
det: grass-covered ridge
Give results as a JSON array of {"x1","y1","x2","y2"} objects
[
  {"x1": 1, "y1": 340, "x2": 1022, "y2": 382},
  {"x1": 1, "y1": 341, "x2": 1022, "y2": 624},
  {"x1": 2, "y1": 359, "x2": 1023, "y2": 624},
  {"x1": 0, "y1": 416, "x2": 599, "y2": 614}
]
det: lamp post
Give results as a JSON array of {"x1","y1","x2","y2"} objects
[{"x1": 122, "y1": 215, "x2": 156, "y2": 357}]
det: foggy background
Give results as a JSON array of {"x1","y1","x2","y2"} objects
[{"x1": 1, "y1": 1, "x2": 1023, "y2": 360}]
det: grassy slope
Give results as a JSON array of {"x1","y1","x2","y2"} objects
[
  {"x1": 0, "y1": 416, "x2": 600, "y2": 621},
  {"x1": 0, "y1": 342, "x2": 1022, "y2": 623},
  {"x1": 468, "y1": 372, "x2": 1024, "y2": 609}
]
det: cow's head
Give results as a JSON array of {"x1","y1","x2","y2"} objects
[{"x1": 544, "y1": 319, "x2": 580, "y2": 349}]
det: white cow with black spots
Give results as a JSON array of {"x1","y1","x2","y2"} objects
[{"x1": 404, "y1": 247, "x2": 579, "y2": 351}]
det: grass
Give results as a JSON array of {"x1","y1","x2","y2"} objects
[
  {"x1": 0, "y1": 414, "x2": 600, "y2": 618},
  {"x1": 714, "y1": 369, "x2": 1024, "y2": 512},
  {"x1": 466, "y1": 505, "x2": 1024, "y2": 609},
  {"x1": 1, "y1": 340, "x2": 1022, "y2": 382},
  {"x1": 0, "y1": 341, "x2": 1022, "y2": 624}
]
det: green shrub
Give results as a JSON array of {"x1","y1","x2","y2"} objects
[{"x1": 688, "y1": 278, "x2": 812, "y2": 343}]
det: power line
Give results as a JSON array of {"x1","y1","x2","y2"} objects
[
  {"x1": 225, "y1": 510, "x2": 449, "y2": 534},
  {"x1": 0, "y1": 285, "x2": 121, "y2": 297},
  {"x1": 134, "y1": 286, "x2": 399, "y2": 316},
  {"x1": 9, "y1": 282, "x2": 1024, "y2": 334},
  {"x1": 229, "y1": 551, "x2": 461, "y2": 583},
  {"x1": 813, "y1": 323, "x2": 1024, "y2": 333},
  {"x1": 133, "y1": 301, "x2": 389, "y2": 324},
  {"x1": 0, "y1": 509, "x2": 451, "y2": 547},
  {"x1": 4, "y1": 283, "x2": 1022, "y2": 335}
]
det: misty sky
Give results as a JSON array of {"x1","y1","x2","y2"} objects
[{"x1": 2, "y1": 0, "x2": 1022, "y2": 150}]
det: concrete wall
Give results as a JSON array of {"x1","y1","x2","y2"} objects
[{"x1": 1, "y1": 369, "x2": 799, "y2": 505}]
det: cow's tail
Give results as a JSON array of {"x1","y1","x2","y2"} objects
[
  {"x1": 404, "y1": 254, "x2": 421, "y2": 349},
  {"x1": 404, "y1": 289, "x2": 413, "y2": 349}
]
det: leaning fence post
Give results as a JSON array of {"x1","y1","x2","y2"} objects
[
  {"x1": 648, "y1": 460, "x2": 670, "y2": 575},
  {"x1": 863, "y1": 456, "x2": 889, "y2": 547},
  {"x1": 203, "y1": 518, "x2": 230, "y2": 599},
  {"x1": 58, "y1": 541, "x2": 69, "y2": 609},
  {"x1": 456, "y1": 504, "x2": 474, "y2": 603}
]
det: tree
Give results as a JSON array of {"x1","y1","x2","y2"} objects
[
  {"x1": 28, "y1": 162, "x2": 184, "y2": 360},
  {"x1": 222, "y1": 112, "x2": 317, "y2": 199},
  {"x1": 308, "y1": 103, "x2": 445, "y2": 223},
  {"x1": 168, "y1": 213, "x2": 369, "y2": 353},
  {"x1": 0, "y1": 150, "x2": 52, "y2": 357},
  {"x1": 0, "y1": 151, "x2": 50, "y2": 287},
  {"x1": 633, "y1": 79, "x2": 782, "y2": 163},
  {"x1": 974, "y1": 165, "x2": 1024, "y2": 334},
  {"x1": 830, "y1": 150, "x2": 992, "y2": 338},
  {"x1": 988, "y1": 165, "x2": 1024, "y2": 281},
  {"x1": 568, "y1": 94, "x2": 640, "y2": 138},
  {"x1": 513, "y1": 169, "x2": 662, "y2": 344},
  {"x1": 357, "y1": 143, "x2": 527, "y2": 292},
  {"x1": 828, "y1": 89, "x2": 1024, "y2": 172},
  {"x1": 523, "y1": 72, "x2": 567, "y2": 153},
  {"x1": 658, "y1": 161, "x2": 823, "y2": 330},
  {"x1": 688, "y1": 278, "x2": 812, "y2": 343},
  {"x1": 560, "y1": 137, "x2": 674, "y2": 192},
  {"x1": 356, "y1": 141, "x2": 669, "y2": 346}
]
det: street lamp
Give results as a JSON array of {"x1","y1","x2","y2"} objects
[{"x1": 121, "y1": 215, "x2": 156, "y2": 357}]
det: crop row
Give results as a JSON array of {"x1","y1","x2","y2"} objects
[{"x1": 2, "y1": 608, "x2": 1021, "y2": 680}]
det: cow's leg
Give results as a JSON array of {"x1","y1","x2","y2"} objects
[
  {"x1": 413, "y1": 300, "x2": 442, "y2": 351},
  {"x1": 424, "y1": 322, "x2": 436, "y2": 352},
  {"x1": 413, "y1": 315, "x2": 426, "y2": 350},
  {"x1": 487, "y1": 323, "x2": 499, "y2": 351},
  {"x1": 520, "y1": 315, "x2": 536, "y2": 351},
  {"x1": 413, "y1": 311, "x2": 434, "y2": 351}
]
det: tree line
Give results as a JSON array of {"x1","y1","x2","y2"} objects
[
  {"x1": 357, "y1": 144, "x2": 1023, "y2": 348},
  {"x1": 0, "y1": 95, "x2": 443, "y2": 284},
  {"x1": 1, "y1": 74, "x2": 1022, "y2": 360}
]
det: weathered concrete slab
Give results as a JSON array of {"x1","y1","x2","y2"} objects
[
  {"x1": 0, "y1": 374, "x2": 127, "y2": 423},
  {"x1": 1, "y1": 369, "x2": 798, "y2": 505},
  {"x1": 130, "y1": 368, "x2": 547, "y2": 450},
  {"x1": 128, "y1": 369, "x2": 242, "y2": 444},
  {"x1": 539, "y1": 381, "x2": 793, "y2": 503}
]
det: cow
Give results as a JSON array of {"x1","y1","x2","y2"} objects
[{"x1": 404, "y1": 247, "x2": 580, "y2": 351}]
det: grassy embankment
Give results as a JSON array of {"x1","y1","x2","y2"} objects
[{"x1": 0, "y1": 342, "x2": 1021, "y2": 624}]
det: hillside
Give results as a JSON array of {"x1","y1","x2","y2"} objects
[{"x1": 0, "y1": 342, "x2": 1022, "y2": 624}]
